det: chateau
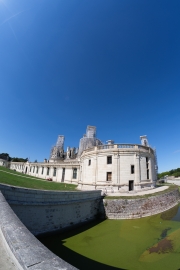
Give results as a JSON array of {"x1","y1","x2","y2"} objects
[{"x1": 9, "y1": 126, "x2": 158, "y2": 193}]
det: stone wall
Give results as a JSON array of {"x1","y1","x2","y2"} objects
[
  {"x1": 0, "y1": 159, "x2": 9, "y2": 168},
  {"x1": 103, "y1": 188, "x2": 180, "y2": 219},
  {"x1": 167, "y1": 179, "x2": 180, "y2": 185},
  {"x1": 0, "y1": 191, "x2": 77, "y2": 270},
  {"x1": 0, "y1": 184, "x2": 102, "y2": 235}
]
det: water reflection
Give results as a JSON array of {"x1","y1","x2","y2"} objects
[
  {"x1": 171, "y1": 205, "x2": 180, "y2": 222},
  {"x1": 38, "y1": 221, "x2": 126, "y2": 270},
  {"x1": 38, "y1": 205, "x2": 180, "y2": 270},
  {"x1": 161, "y1": 204, "x2": 179, "y2": 220}
]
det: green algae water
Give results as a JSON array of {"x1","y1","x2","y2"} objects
[{"x1": 38, "y1": 205, "x2": 180, "y2": 270}]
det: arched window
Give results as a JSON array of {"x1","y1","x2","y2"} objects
[
  {"x1": 42, "y1": 167, "x2": 44, "y2": 174},
  {"x1": 47, "y1": 167, "x2": 50, "y2": 175},
  {"x1": 36, "y1": 167, "x2": 39, "y2": 173}
]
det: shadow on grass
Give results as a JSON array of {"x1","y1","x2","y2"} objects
[{"x1": 38, "y1": 220, "x2": 126, "y2": 270}]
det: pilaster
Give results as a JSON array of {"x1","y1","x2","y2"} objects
[
  {"x1": 113, "y1": 153, "x2": 119, "y2": 184},
  {"x1": 135, "y1": 153, "x2": 141, "y2": 186},
  {"x1": 92, "y1": 155, "x2": 97, "y2": 184}
]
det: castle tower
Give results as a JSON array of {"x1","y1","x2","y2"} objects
[
  {"x1": 56, "y1": 135, "x2": 65, "y2": 148},
  {"x1": 86, "y1": 126, "x2": 96, "y2": 138},
  {"x1": 49, "y1": 135, "x2": 65, "y2": 161},
  {"x1": 140, "y1": 135, "x2": 149, "y2": 146},
  {"x1": 78, "y1": 125, "x2": 102, "y2": 156}
]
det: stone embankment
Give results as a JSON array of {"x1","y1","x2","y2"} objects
[
  {"x1": 103, "y1": 188, "x2": 180, "y2": 219},
  {"x1": 0, "y1": 191, "x2": 77, "y2": 270},
  {"x1": 0, "y1": 183, "x2": 102, "y2": 235}
]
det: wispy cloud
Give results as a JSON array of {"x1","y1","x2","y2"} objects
[
  {"x1": 8, "y1": 22, "x2": 18, "y2": 42},
  {"x1": 0, "y1": 7, "x2": 32, "y2": 66},
  {"x1": 1, "y1": 11, "x2": 25, "y2": 26}
]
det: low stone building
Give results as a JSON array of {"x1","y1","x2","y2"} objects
[
  {"x1": 0, "y1": 158, "x2": 9, "y2": 168},
  {"x1": 10, "y1": 125, "x2": 158, "y2": 193}
]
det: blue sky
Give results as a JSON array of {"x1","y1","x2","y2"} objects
[{"x1": 0, "y1": 0, "x2": 180, "y2": 172}]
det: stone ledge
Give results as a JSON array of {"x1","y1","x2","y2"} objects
[
  {"x1": 0, "y1": 192, "x2": 78, "y2": 270},
  {"x1": 6, "y1": 196, "x2": 102, "y2": 206},
  {"x1": 0, "y1": 183, "x2": 101, "y2": 194}
]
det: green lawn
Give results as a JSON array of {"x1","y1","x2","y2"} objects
[{"x1": 0, "y1": 166, "x2": 78, "y2": 191}]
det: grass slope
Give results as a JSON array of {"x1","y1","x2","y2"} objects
[{"x1": 0, "y1": 166, "x2": 77, "y2": 191}]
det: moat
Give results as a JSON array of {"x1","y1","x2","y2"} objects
[{"x1": 38, "y1": 204, "x2": 180, "y2": 270}]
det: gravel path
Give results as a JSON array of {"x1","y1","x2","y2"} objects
[{"x1": 107, "y1": 186, "x2": 169, "y2": 196}]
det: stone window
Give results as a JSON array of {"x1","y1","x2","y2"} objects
[
  {"x1": 33, "y1": 166, "x2": 35, "y2": 173},
  {"x1": 36, "y1": 167, "x2": 38, "y2": 173},
  {"x1": 146, "y1": 157, "x2": 149, "y2": 179},
  {"x1": 47, "y1": 167, "x2": 49, "y2": 175},
  {"x1": 146, "y1": 157, "x2": 149, "y2": 169},
  {"x1": 131, "y1": 165, "x2": 134, "y2": 174},
  {"x1": 147, "y1": 169, "x2": 149, "y2": 179},
  {"x1": 42, "y1": 167, "x2": 44, "y2": 174},
  {"x1": 62, "y1": 168, "x2": 65, "y2": 182},
  {"x1": 107, "y1": 156, "x2": 112, "y2": 164},
  {"x1": 107, "y1": 172, "x2": 112, "y2": 181},
  {"x1": 88, "y1": 159, "x2": 91, "y2": 166},
  {"x1": 30, "y1": 166, "x2": 31, "y2": 172},
  {"x1": 73, "y1": 168, "x2": 77, "y2": 179},
  {"x1": 53, "y1": 167, "x2": 56, "y2": 176}
]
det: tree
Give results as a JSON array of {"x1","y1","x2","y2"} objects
[
  {"x1": 0, "y1": 153, "x2": 10, "y2": 161},
  {"x1": 158, "y1": 167, "x2": 180, "y2": 179}
]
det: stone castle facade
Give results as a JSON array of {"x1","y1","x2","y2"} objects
[{"x1": 9, "y1": 125, "x2": 158, "y2": 193}]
